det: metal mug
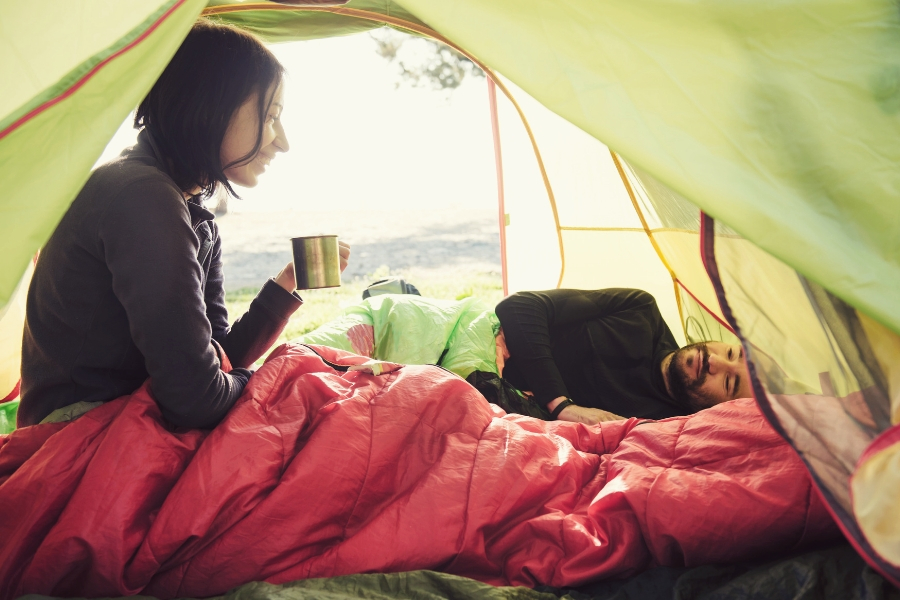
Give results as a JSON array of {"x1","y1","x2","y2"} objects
[{"x1": 291, "y1": 235, "x2": 341, "y2": 290}]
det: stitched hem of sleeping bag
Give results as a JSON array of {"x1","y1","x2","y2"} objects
[
  {"x1": 428, "y1": 376, "x2": 498, "y2": 579},
  {"x1": 260, "y1": 352, "x2": 296, "y2": 477},
  {"x1": 298, "y1": 340, "x2": 484, "y2": 556},
  {"x1": 638, "y1": 418, "x2": 688, "y2": 559},
  {"x1": 236, "y1": 344, "x2": 296, "y2": 477},
  {"x1": 288, "y1": 344, "x2": 402, "y2": 540},
  {"x1": 340, "y1": 368, "x2": 400, "y2": 544}
]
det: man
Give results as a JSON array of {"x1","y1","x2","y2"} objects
[{"x1": 494, "y1": 288, "x2": 752, "y2": 424}]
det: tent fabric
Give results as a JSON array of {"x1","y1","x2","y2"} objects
[
  {"x1": 296, "y1": 294, "x2": 500, "y2": 380},
  {"x1": 700, "y1": 213, "x2": 900, "y2": 584},
  {"x1": 853, "y1": 426, "x2": 900, "y2": 569},
  {"x1": 0, "y1": 343, "x2": 839, "y2": 598},
  {"x1": 393, "y1": 0, "x2": 900, "y2": 339},
  {"x1": 0, "y1": 0, "x2": 206, "y2": 308},
  {"x1": 486, "y1": 77, "x2": 686, "y2": 341},
  {"x1": 0, "y1": 262, "x2": 32, "y2": 405},
  {"x1": 205, "y1": 0, "x2": 428, "y2": 42},
  {"x1": 487, "y1": 75, "x2": 734, "y2": 346},
  {"x1": 6, "y1": 0, "x2": 898, "y2": 332}
]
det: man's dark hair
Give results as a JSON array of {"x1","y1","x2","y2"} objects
[{"x1": 134, "y1": 19, "x2": 284, "y2": 198}]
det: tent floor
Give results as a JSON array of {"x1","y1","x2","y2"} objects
[{"x1": 16, "y1": 542, "x2": 898, "y2": 600}]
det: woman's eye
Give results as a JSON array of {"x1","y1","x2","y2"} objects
[{"x1": 727, "y1": 349, "x2": 733, "y2": 360}]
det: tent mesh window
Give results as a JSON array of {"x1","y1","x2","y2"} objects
[{"x1": 706, "y1": 212, "x2": 900, "y2": 581}]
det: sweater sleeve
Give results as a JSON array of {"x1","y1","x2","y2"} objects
[
  {"x1": 99, "y1": 178, "x2": 250, "y2": 429},
  {"x1": 494, "y1": 288, "x2": 658, "y2": 406},
  {"x1": 203, "y1": 224, "x2": 303, "y2": 368}
]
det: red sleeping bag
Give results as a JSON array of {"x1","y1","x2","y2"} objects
[{"x1": 0, "y1": 344, "x2": 839, "y2": 598}]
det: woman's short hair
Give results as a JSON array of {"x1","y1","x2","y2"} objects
[{"x1": 135, "y1": 19, "x2": 284, "y2": 198}]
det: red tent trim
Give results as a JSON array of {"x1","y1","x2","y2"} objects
[{"x1": 0, "y1": 0, "x2": 189, "y2": 142}]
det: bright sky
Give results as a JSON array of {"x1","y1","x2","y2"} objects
[{"x1": 98, "y1": 31, "x2": 498, "y2": 214}]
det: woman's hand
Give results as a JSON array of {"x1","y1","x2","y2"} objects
[
  {"x1": 274, "y1": 262, "x2": 296, "y2": 293},
  {"x1": 338, "y1": 240, "x2": 351, "y2": 273},
  {"x1": 274, "y1": 241, "x2": 350, "y2": 293}
]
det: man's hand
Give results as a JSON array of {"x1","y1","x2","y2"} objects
[
  {"x1": 556, "y1": 404, "x2": 624, "y2": 425},
  {"x1": 338, "y1": 240, "x2": 351, "y2": 273},
  {"x1": 494, "y1": 329, "x2": 510, "y2": 377}
]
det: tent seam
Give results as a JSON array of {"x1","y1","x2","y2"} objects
[{"x1": 0, "y1": 0, "x2": 189, "y2": 142}]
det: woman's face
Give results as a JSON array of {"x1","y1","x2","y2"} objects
[{"x1": 220, "y1": 81, "x2": 289, "y2": 188}]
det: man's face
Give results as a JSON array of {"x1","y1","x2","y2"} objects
[{"x1": 666, "y1": 341, "x2": 753, "y2": 409}]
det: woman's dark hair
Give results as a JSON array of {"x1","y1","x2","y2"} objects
[{"x1": 135, "y1": 19, "x2": 284, "y2": 198}]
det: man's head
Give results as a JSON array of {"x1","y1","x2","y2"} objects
[{"x1": 663, "y1": 341, "x2": 753, "y2": 410}]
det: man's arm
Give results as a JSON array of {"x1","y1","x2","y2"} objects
[{"x1": 495, "y1": 288, "x2": 655, "y2": 415}]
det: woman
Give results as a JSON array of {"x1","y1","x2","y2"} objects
[{"x1": 18, "y1": 20, "x2": 348, "y2": 429}]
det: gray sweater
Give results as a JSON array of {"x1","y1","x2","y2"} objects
[{"x1": 19, "y1": 131, "x2": 301, "y2": 428}]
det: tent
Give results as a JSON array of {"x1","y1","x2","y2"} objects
[{"x1": 1, "y1": 0, "x2": 899, "y2": 590}]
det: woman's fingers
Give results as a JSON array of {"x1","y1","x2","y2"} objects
[
  {"x1": 273, "y1": 261, "x2": 296, "y2": 293},
  {"x1": 338, "y1": 241, "x2": 351, "y2": 272}
]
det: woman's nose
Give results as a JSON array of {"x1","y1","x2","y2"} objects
[{"x1": 274, "y1": 121, "x2": 290, "y2": 153}]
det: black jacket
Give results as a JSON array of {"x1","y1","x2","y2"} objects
[
  {"x1": 19, "y1": 131, "x2": 301, "y2": 428},
  {"x1": 495, "y1": 288, "x2": 690, "y2": 419}
]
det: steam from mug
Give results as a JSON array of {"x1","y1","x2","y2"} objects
[{"x1": 291, "y1": 235, "x2": 341, "y2": 290}]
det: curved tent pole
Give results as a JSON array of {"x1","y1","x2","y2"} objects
[
  {"x1": 486, "y1": 78, "x2": 509, "y2": 297},
  {"x1": 609, "y1": 150, "x2": 688, "y2": 339},
  {"x1": 203, "y1": 3, "x2": 567, "y2": 288}
]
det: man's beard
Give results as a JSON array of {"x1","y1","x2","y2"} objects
[{"x1": 666, "y1": 341, "x2": 712, "y2": 410}]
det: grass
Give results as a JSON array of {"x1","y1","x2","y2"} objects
[{"x1": 226, "y1": 265, "x2": 504, "y2": 363}]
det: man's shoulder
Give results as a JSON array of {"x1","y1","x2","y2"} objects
[{"x1": 602, "y1": 288, "x2": 657, "y2": 304}]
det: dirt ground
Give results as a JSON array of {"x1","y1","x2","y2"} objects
[{"x1": 216, "y1": 208, "x2": 502, "y2": 291}]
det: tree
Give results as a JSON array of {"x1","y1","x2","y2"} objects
[
  {"x1": 207, "y1": 183, "x2": 230, "y2": 216},
  {"x1": 370, "y1": 29, "x2": 484, "y2": 91}
]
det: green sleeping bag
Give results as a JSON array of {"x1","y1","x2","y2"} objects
[{"x1": 296, "y1": 295, "x2": 500, "y2": 379}]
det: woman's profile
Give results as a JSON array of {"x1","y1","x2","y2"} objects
[{"x1": 18, "y1": 20, "x2": 346, "y2": 429}]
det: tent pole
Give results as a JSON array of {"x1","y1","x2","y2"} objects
[
  {"x1": 205, "y1": 3, "x2": 566, "y2": 294},
  {"x1": 487, "y1": 77, "x2": 509, "y2": 297}
]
